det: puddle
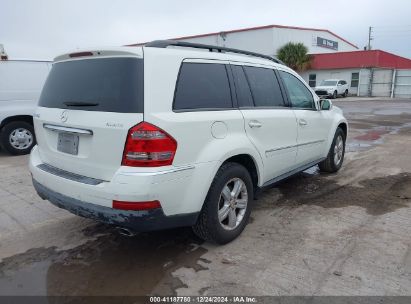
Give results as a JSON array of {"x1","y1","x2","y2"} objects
[
  {"x1": 354, "y1": 129, "x2": 390, "y2": 141},
  {"x1": 346, "y1": 117, "x2": 411, "y2": 152},
  {"x1": 274, "y1": 172, "x2": 411, "y2": 216},
  {"x1": 0, "y1": 227, "x2": 206, "y2": 297}
]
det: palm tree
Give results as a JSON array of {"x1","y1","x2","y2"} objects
[{"x1": 277, "y1": 42, "x2": 311, "y2": 72}]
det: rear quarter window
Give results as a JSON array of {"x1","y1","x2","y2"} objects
[
  {"x1": 231, "y1": 65, "x2": 254, "y2": 108},
  {"x1": 39, "y1": 57, "x2": 143, "y2": 113},
  {"x1": 173, "y1": 63, "x2": 232, "y2": 111}
]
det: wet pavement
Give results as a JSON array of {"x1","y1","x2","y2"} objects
[
  {"x1": 0, "y1": 227, "x2": 206, "y2": 296},
  {"x1": 0, "y1": 98, "x2": 411, "y2": 297}
]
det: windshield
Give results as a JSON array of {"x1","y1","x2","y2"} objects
[
  {"x1": 320, "y1": 80, "x2": 337, "y2": 86},
  {"x1": 39, "y1": 57, "x2": 144, "y2": 113}
]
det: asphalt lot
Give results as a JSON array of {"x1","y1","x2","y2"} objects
[{"x1": 0, "y1": 98, "x2": 411, "y2": 296}]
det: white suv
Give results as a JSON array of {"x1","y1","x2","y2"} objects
[
  {"x1": 314, "y1": 79, "x2": 349, "y2": 99},
  {"x1": 30, "y1": 41, "x2": 348, "y2": 244}
]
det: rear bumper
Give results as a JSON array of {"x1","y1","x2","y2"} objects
[
  {"x1": 32, "y1": 179, "x2": 199, "y2": 231},
  {"x1": 29, "y1": 145, "x2": 218, "y2": 230}
]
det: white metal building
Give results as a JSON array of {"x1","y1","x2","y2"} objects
[
  {"x1": 299, "y1": 50, "x2": 411, "y2": 97},
  {"x1": 131, "y1": 24, "x2": 411, "y2": 98},
  {"x1": 130, "y1": 24, "x2": 359, "y2": 56}
]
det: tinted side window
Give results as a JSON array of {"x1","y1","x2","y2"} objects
[
  {"x1": 174, "y1": 63, "x2": 232, "y2": 110},
  {"x1": 279, "y1": 71, "x2": 315, "y2": 110},
  {"x1": 243, "y1": 66, "x2": 285, "y2": 107},
  {"x1": 231, "y1": 65, "x2": 254, "y2": 107}
]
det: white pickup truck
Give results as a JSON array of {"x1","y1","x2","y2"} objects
[
  {"x1": 0, "y1": 60, "x2": 51, "y2": 154},
  {"x1": 314, "y1": 79, "x2": 349, "y2": 99}
]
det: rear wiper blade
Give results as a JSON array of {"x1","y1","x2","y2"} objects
[{"x1": 64, "y1": 101, "x2": 99, "y2": 107}]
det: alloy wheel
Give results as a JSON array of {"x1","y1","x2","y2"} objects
[
  {"x1": 218, "y1": 178, "x2": 248, "y2": 230},
  {"x1": 334, "y1": 135, "x2": 344, "y2": 166}
]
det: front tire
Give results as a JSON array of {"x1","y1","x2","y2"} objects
[
  {"x1": 0, "y1": 121, "x2": 36, "y2": 155},
  {"x1": 319, "y1": 128, "x2": 346, "y2": 173},
  {"x1": 332, "y1": 90, "x2": 337, "y2": 99},
  {"x1": 193, "y1": 162, "x2": 253, "y2": 244}
]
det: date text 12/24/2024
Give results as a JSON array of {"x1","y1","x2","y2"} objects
[{"x1": 149, "y1": 296, "x2": 257, "y2": 303}]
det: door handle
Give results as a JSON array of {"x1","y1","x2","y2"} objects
[
  {"x1": 248, "y1": 120, "x2": 262, "y2": 128},
  {"x1": 299, "y1": 119, "x2": 308, "y2": 126}
]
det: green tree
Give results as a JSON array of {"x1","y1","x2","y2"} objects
[{"x1": 277, "y1": 42, "x2": 311, "y2": 71}]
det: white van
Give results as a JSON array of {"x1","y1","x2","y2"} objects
[{"x1": 0, "y1": 60, "x2": 51, "y2": 154}]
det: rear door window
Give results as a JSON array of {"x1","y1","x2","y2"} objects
[
  {"x1": 243, "y1": 66, "x2": 285, "y2": 108},
  {"x1": 173, "y1": 63, "x2": 232, "y2": 110},
  {"x1": 39, "y1": 58, "x2": 144, "y2": 113}
]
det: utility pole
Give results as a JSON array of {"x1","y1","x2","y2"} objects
[{"x1": 367, "y1": 26, "x2": 373, "y2": 50}]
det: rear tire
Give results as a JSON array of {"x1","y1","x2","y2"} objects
[
  {"x1": 0, "y1": 121, "x2": 36, "y2": 155},
  {"x1": 193, "y1": 162, "x2": 253, "y2": 244},
  {"x1": 319, "y1": 128, "x2": 346, "y2": 173},
  {"x1": 343, "y1": 89, "x2": 348, "y2": 97}
]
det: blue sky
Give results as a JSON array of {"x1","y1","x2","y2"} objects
[{"x1": 1, "y1": 0, "x2": 411, "y2": 60}]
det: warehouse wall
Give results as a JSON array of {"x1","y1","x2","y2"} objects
[
  {"x1": 177, "y1": 27, "x2": 358, "y2": 56},
  {"x1": 358, "y1": 69, "x2": 371, "y2": 96},
  {"x1": 177, "y1": 28, "x2": 275, "y2": 56},
  {"x1": 271, "y1": 28, "x2": 357, "y2": 54},
  {"x1": 372, "y1": 69, "x2": 393, "y2": 97},
  {"x1": 300, "y1": 69, "x2": 361, "y2": 95},
  {"x1": 394, "y1": 70, "x2": 411, "y2": 98},
  {"x1": 302, "y1": 68, "x2": 411, "y2": 98}
]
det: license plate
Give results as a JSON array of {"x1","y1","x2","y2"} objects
[{"x1": 57, "y1": 132, "x2": 79, "y2": 155}]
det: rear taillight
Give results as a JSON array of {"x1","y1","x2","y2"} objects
[
  {"x1": 113, "y1": 200, "x2": 161, "y2": 211},
  {"x1": 122, "y1": 122, "x2": 177, "y2": 167}
]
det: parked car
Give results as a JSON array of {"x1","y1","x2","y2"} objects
[
  {"x1": 30, "y1": 41, "x2": 348, "y2": 244},
  {"x1": 314, "y1": 79, "x2": 349, "y2": 99},
  {"x1": 0, "y1": 59, "x2": 51, "y2": 154}
]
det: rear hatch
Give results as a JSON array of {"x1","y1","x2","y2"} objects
[{"x1": 34, "y1": 50, "x2": 144, "y2": 181}]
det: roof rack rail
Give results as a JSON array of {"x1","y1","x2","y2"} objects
[{"x1": 145, "y1": 40, "x2": 284, "y2": 65}]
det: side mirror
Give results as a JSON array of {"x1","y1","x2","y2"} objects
[{"x1": 320, "y1": 99, "x2": 332, "y2": 110}]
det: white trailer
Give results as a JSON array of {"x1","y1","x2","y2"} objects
[{"x1": 0, "y1": 59, "x2": 51, "y2": 154}]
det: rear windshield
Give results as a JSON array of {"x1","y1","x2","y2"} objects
[{"x1": 39, "y1": 57, "x2": 143, "y2": 113}]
